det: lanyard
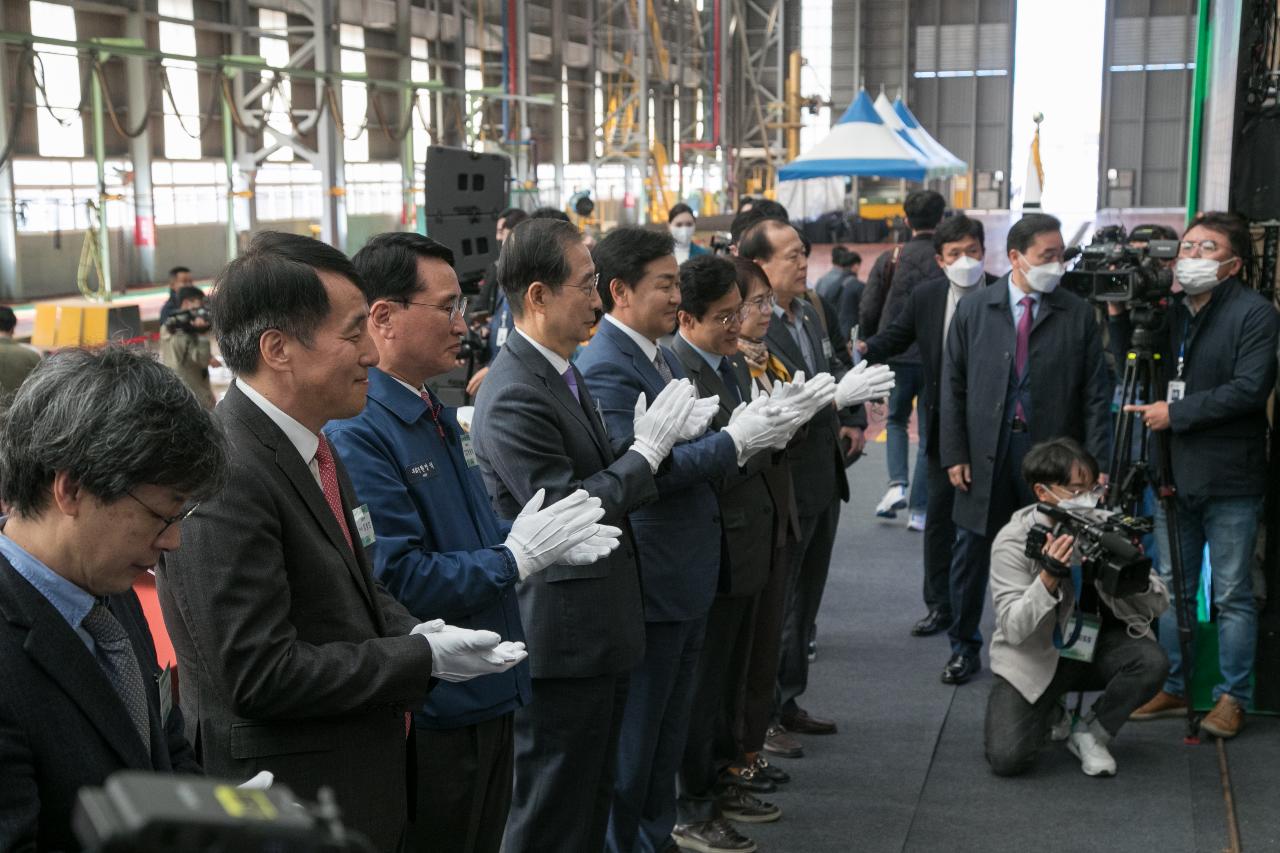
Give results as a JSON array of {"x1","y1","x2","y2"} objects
[{"x1": 1175, "y1": 312, "x2": 1190, "y2": 380}]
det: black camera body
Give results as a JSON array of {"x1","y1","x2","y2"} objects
[
  {"x1": 164, "y1": 306, "x2": 211, "y2": 334},
  {"x1": 1024, "y1": 503, "x2": 1153, "y2": 598},
  {"x1": 1061, "y1": 225, "x2": 1178, "y2": 305}
]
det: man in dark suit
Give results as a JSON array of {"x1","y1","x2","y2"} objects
[
  {"x1": 470, "y1": 218, "x2": 696, "y2": 853},
  {"x1": 158, "y1": 231, "x2": 525, "y2": 852},
  {"x1": 576, "y1": 230, "x2": 798, "y2": 853},
  {"x1": 860, "y1": 215, "x2": 996, "y2": 638},
  {"x1": 0, "y1": 346, "x2": 222, "y2": 852},
  {"x1": 939, "y1": 213, "x2": 1111, "y2": 686}
]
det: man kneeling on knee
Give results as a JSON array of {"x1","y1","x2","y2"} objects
[{"x1": 984, "y1": 438, "x2": 1169, "y2": 777}]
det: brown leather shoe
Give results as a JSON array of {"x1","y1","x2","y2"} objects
[
  {"x1": 780, "y1": 707, "x2": 837, "y2": 735},
  {"x1": 1129, "y1": 690, "x2": 1187, "y2": 721},
  {"x1": 762, "y1": 724, "x2": 803, "y2": 758},
  {"x1": 1200, "y1": 694, "x2": 1245, "y2": 739}
]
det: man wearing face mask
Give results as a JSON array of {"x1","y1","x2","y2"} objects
[
  {"x1": 1120, "y1": 212, "x2": 1278, "y2": 739},
  {"x1": 984, "y1": 438, "x2": 1168, "y2": 778},
  {"x1": 670, "y1": 203, "x2": 709, "y2": 266},
  {"x1": 859, "y1": 215, "x2": 996, "y2": 638},
  {"x1": 939, "y1": 213, "x2": 1112, "y2": 686}
]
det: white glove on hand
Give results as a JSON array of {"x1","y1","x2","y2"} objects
[
  {"x1": 724, "y1": 391, "x2": 802, "y2": 465},
  {"x1": 505, "y1": 488, "x2": 607, "y2": 579},
  {"x1": 676, "y1": 393, "x2": 721, "y2": 442},
  {"x1": 631, "y1": 379, "x2": 696, "y2": 472},
  {"x1": 559, "y1": 523, "x2": 624, "y2": 565},
  {"x1": 237, "y1": 771, "x2": 274, "y2": 790},
  {"x1": 835, "y1": 361, "x2": 896, "y2": 408},
  {"x1": 412, "y1": 620, "x2": 528, "y2": 682},
  {"x1": 772, "y1": 371, "x2": 836, "y2": 422}
]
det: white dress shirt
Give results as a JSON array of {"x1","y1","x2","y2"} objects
[
  {"x1": 514, "y1": 328, "x2": 572, "y2": 377},
  {"x1": 236, "y1": 379, "x2": 322, "y2": 486},
  {"x1": 602, "y1": 313, "x2": 660, "y2": 363}
]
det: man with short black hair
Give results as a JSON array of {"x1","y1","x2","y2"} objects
[
  {"x1": 815, "y1": 245, "x2": 859, "y2": 313},
  {"x1": 0, "y1": 346, "x2": 225, "y2": 851},
  {"x1": 159, "y1": 265, "x2": 194, "y2": 324},
  {"x1": 158, "y1": 231, "x2": 525, "y2": 852},
  {"x1": 940, "y1": 212, "x2": 1111, "y2": 686},
  {"x1": 0, "y1": 306, "x2": 40, "y2": 401}
]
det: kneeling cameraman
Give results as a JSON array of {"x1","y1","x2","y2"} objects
[{"x1": 985, "y1": 438, "x2": 1169, "y2": 778}]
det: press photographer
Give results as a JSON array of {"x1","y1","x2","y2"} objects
[
  {"x1": 159, "y1": 286, "x2": 219, "y2": 410},
  {"x1": 985, "y1": 438, "x2": 1169, "y2": 779},
  {"x1": 1116, "y1": 212, "x2": 1278, "y2": 739}
]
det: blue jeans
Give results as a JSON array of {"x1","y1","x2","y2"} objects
[
  {"x1": 886, "y1": 361, "x2": 927, "y2": 513},
  {"x1": 1153, "y1": 494, "x2": 1262, "y2": 704}
]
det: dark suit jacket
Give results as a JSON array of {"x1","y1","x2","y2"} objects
[
  {"x1": 940, "y1": 275, "x2": 1112, "y2": 534},
  {"x1": 157, "y1": 383, "x2": 435, "y2": 853},
  {"x1": 575, "y1": 320, "x2": 738, "y2": 621},
  {"x1": 671, "y1": 337, "x2": 775, "y2": 597},
  {"x1": 0, "y1": 560, "x2": 200, "y2": 852},
  {"x1": 763, "y1": 299, "x2": 866, "y2": 518},
  {"x1": 470, "y1": 331, "x2": 656, "y2": 679}
]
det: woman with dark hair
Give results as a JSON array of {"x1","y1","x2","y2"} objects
[{"x1": 669, "y1": 203, "x2": 709, "y2": 265}]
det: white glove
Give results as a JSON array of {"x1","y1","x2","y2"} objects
[
  {"x1": 504, "y1": 488, "x2": 607, "y2": 579},
  {"x1": 631, "y1": 379, "x2": 696, "y2": 472},
  {"x1": 772, "y1": 371, "x2": 836, "y2": 423},
  {"x1": 411, "y1": 620, "x2": 528, "y2": 683},
  {"x1": 724, "y1": 391, "x2": 802, "y2": 465},
  {"x1": 237, "y1": 771, "x2": 274, "y2": 790},
  {"x1": 835, "y1": 361, "x2": 896, "y2": 408},
  {"x1": 676, "y1": 393, "x2": 720, "y2": 442},
  {"x1": 559, "y1": 523, "x2": 624, "y2": 565}
]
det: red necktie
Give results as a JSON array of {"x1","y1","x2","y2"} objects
[
  {"x1": 420, "y1": 391, "x2": 446, "y2": 438},
  {"x1": 314, "y1": 435, "x2": 354, "y2": 551},
  {"x1": 1014, "y1": 295, "x2": 1034, "y2": 420}
]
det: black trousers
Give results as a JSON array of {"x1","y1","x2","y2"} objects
[
  {"x1": 923, "y1": 449, "x2": 956, "y2": 618},
  {"x1": 676, "y1": 594, "x2": 757, "y2": 824},
  {"x1": 983, "y1": 626, "x2": 1169, "y2": 777},
  {"x1": 409, "y1": 713, "x2": 514, "y2": 853},
  {"x1": 778, "y1": 496, "x2": 841, "y2": 716},
  {"x1": 738, "y1": 545, "x2": 790, "y2": 755},
  {"x1": 503, "y1": 673, "x2": 630, "y2": 853}
]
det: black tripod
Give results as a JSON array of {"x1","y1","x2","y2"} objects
[{"x1": 1107, "y1": 307, "x2": 1201, "y2": 741}]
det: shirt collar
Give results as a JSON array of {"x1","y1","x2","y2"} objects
[
  {"x1": 1007, "y1": 278, "x2": 1041, "y2": 312},
  {"x1": 603, "y1": 313, "x2": 660, "y2": 363},
  {"x1": 678, "y1": 333, "x2": 726, "y2": 373},
  {"x1": 514, "y1": 328, "x2": 572, "y2": 376},
  {"x1": 236, "y1": 378, "x2": 320, "y2": 466},
  {"x1": 0, "y1": 526, "x2": 95, "y2": 632}
]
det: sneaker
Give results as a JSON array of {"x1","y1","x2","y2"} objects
[
  {"x1": 762, "y1": 724, "x2": 803, "y2": 758},
  {"x1": 671, "y1": 819, "x2": 757, "y2": 853},
  {"x1": 1049, "y1": 702, "x2": 1073, "y2": 743},
  {"x1": 1129, "y1": 690, "x2": 1187, "y2": 721},
  {"x1": 907, "y1": 511, "x2": 926, "y2": 532},
  {"x1": 1066, "y1": 718, "x2": 1117, "y2": 777},
  {"x1": 875, "y1": 485, "x2": 908, "y2": 518},
  {"x1": 1200, "y1": 694, "x2": 1245, "y2": 739},
  {"x1": 716, "y1": 786, "x2": 782, "y2": 823}
]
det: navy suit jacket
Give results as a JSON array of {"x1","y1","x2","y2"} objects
[{"x1": 576, "y1": 319, "x2": 739, "y2": 622}]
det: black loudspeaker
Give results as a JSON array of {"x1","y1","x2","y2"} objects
[
  {"x1": 423, "y1": 147, "x2": 511, "y2": 293},
  {"x1": 1230, "y1": 115, "x2": 1280, "y2": 221}
]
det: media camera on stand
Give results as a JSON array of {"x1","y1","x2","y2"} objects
[
  {"x1": 1024, "y1": 503, "x2": 1153, "y2": 598},
  {"x1": 1060, "y1": 225, "x2": 1179, "y2": 306},
  {"x1": 163, "y1": 305, "x2": 211, "y2": 334}
]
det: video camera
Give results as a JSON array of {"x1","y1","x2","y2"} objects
[
  {"x1": 1024, "y1": 503, "x2": 1153, "y2": 598},
  {"x1": 1061, "y1": 224, "x2": 1178, "y2": 305},
  {"x1": 164, "y1": 305, "x2": 211, "y2": 334}
]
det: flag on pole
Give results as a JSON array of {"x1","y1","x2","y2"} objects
[{"x1": 1024, "y1": 114, "x2": 1044, "y2": 209}]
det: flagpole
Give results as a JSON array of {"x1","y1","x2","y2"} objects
[{"x1": 1023, "y1": 112, "x2": 1044, "y2": 210}]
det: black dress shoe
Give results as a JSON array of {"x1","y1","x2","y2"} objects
[
  {"x1": 911, "y1": 609, "x2": 949, "y2": 637},
  {"x1": 719, "y1": 763, "x2": 776, "y2": 794},
  {"x1": 750, "y1": 754, "x2": 790, "y2": 784},
  {"x1": 941, "y1": 653, "x2": 981, "y2": 685},
  {"x1": 780, "y1": 707, "x2": 837, "y2": 735},
  {"x1": 671, "y1": 818, "x2": 757, "y2": 852}
]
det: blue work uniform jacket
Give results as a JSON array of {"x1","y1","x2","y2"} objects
[{"x1": 325, "y1": 367, "x2": 529, "y2": 730}]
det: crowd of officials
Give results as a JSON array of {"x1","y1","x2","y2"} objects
[{"x1": 0, "y1": 189, "x2": 1275, "y2": 853}]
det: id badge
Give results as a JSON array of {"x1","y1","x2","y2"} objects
[
  {"x1": 460, "y1": 433, "x2": 480, "y2": 468},
  {"x1": 1166, "y1": 380, "x2": 1186, "y2": 403},
  {"x1": 351, "y1": 503, "x2": 377, "y2": 548},
  {"x1": 495, "y1": 326, "x2": 510, "y2": 348},
  {"x1": 1059, "y1": 614, "x2": 1101, "y2": 663},
  {"x1": 821, "y1": 338, "x2": 834, "y2": 361}
]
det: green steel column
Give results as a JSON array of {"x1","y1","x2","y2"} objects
[
  {"x1": 222, "y1": 74, "x2": 237, "y2": 261},
  {"x1": 402, "y1": 86, "x2": 417, "y2": 233},
  {"x1": 1184, "y1": 0, "x2": 1211, "y2": 226},
  {"x1": 90, "y1": 50, "x2": 112, "y2": 301}
]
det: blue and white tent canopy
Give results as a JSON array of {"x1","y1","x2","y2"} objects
[
  {"x1": 871, "y1": 92, "x2": 950, "y2": 179},
  {"x1": 777, "y1": 90, "x2": 932, "y2": 182},
  {"x1": 891, "y1": 97, "x2": 967, "y2": 177}
]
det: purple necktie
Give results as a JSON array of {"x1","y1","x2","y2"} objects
[
  {"x1": 562, "y1": 366, "x2": 580, "y2": 402},
  {"x1": 1014, "y1": 295, "x2": 1034, "y2": 419}
]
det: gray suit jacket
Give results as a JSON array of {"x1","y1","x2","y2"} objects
[
  {"x1": 157, "y1": 383, "x2": 435, "y2": 853},
  {"x1": 470, "y1": 331, "x2": 656, "y2": 679}
]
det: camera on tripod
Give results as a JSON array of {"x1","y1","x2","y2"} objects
[
  {"x1": 1024, "y1": 503, "x2": 1153, "y2": 598},
  {"x1": 1061, "y1": 224, "x2": 1179, "y2": 305},
  {"x1": 164, "y1": 306, "x2": 211, "y2": 333}
]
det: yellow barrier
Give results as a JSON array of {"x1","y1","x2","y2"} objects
[{"x1": 31, "y1": 301, "x2": 143, "y2": 348}]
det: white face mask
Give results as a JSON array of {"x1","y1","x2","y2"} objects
[
  {"x1": 1059, "y1": 494, "x2": 1099, "y2": 511},
  {"x1": 944, "y1": 255, "x2": 985, "y2": 289},
  {"x1": 1175, "y1": 256, "x2": 1234, "y2": 295},
  {"x1": 1018, "y1": 255, "x2": 1064, "y2": 294},
  {"x1": 671, "y1": 225, "x2": 694, "y2": 247}
]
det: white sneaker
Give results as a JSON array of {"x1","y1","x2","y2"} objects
[
  {"x1": 1048, "y1": 703, "x2": 1072, "y2": 742},
  {"x1": 875, "y1": 485, "x2": 908, "y2": 518},
  {"x1": 907, "y1": 512, "x2": 926, "y2": 532},
  {"x1": 1067, "y1": 719, "x2": 1117, "y2": 777}
]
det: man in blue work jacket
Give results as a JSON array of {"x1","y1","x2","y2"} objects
[{"x1": 326, "y1": 232, "x2": 621, "y2": 853}]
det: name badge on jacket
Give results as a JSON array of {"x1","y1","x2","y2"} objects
[
  {"x1": 351, "y1": 503, "x2": 377, "y2": 547},
  {"x1": 460, "y1": 433, "x2": 479, "y2": 467},
  {"x1": 821, "y1": 338, "x2": 834, "y2": 361},
  {"x1": 406, "y1": 459, "x2": 439, "y2": 481}
]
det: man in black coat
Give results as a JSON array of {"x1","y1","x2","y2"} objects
[
  {"x1": 0, "y1": 346, "x2": 221, "y2": 852},
  {"x1": 861, "y1": 215, "x2": 996, "y2": 638},
  {"x1": 939, "y1": 213, "x2": 1111, "y2": 685}
]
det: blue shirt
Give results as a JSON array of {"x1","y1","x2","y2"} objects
[
  {"x1": 1008, "y1": 279, "x2": 1042, "y2": 326},
  {"x1": 678, "y1": 333, "x2": 726, "y2": 373},
  {"x1": 773, "y1": 302, "x2": 817, "y2": 373},
  {"x1": 0, "y1": 527, "x2": 96, "y2": 653}
]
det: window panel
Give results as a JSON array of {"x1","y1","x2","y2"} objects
[{"x1": 30, "y1": 1, "x2": 84, "y2": 158}]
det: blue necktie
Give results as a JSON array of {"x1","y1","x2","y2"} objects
[{"x1": 717, "y1": 358, "x2": 742, "y2": 405}]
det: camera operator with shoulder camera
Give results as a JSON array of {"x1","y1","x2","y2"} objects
[
  {"x1": 985, "y1": 438, "x2": 1169, "y2": 779},
  {"x1": 159, "y1": 285, "x2": 219, "y2": 409},
  {"x1": 1116, "y1": 212, "x2": 1279, "y2": 739}
]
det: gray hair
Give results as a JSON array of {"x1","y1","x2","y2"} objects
[{"x1": 0, "y1": 346, "x2": 229, "y2": 517}]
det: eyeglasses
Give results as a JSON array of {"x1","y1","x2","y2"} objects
[
  {"x1": 1047, "y1": 483, "x2": 1108, "y2": 501},
  {"x1": 711, "y1": 307, "x2": 746, "y2": 328},
  {"x1": 1179, "y1": 239, "x2": 1223, "y2": 255},
  {"x1": 560, "y1": 273, "x2": 600, "y2": 297},
  {"x1": 744, "y1": 294, "x2": 776, "y2": 314},
  {"x1": 127, "y1": 492, "x2": 201, "y2": 538},
  {"x1": 399, "y1": 295, "x2": 469, "y2": 324}
]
